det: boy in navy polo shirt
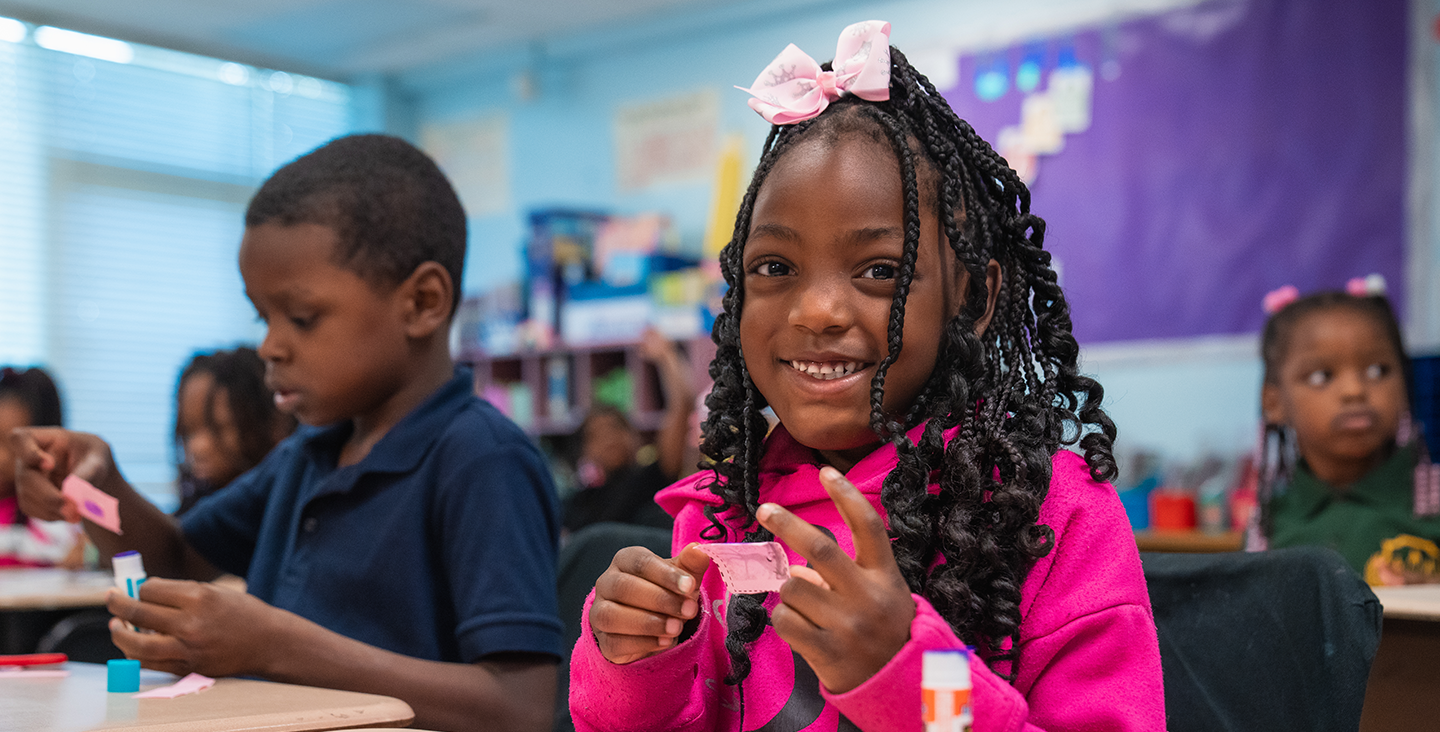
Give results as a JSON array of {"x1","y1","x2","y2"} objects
[{"x1": 11, "y1": 135, "x2": 562, "y2": 732}]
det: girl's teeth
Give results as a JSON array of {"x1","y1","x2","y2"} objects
[{"x1": 788, "y1": 360, "x2": 860, "y2": 380}]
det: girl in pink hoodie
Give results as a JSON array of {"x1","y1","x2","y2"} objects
[{"x1": 572, "y1": 20, "x2": 1165, "y2": 732}]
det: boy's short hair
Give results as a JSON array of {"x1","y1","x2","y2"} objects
[{"x1": 245, "y1": 134, "x2": 467, "y2": 315}]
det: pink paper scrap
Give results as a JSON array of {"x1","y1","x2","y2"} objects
[
  {"x1": 134, "y1": 673, "x2": 215, "y2": 699},
  {"x1": 61, "y1": 474, "x2": 122, "y2": 534},
  {"x1": 697, "y1": 542, "x2": 791, "y2": 594}
]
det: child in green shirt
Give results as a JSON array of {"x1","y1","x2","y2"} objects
[{"x1": 1253, "y1": 279, "x2": 1440, "y2": 584}]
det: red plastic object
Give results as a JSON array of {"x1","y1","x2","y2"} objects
[
  {"x1": 0, "y1": 652, "x2": 67, "y2": 667},
  {"x1": 1150, "y1": 490, "x2": 1197, "y2": 530}
]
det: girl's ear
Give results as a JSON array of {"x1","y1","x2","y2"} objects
[
  {"x1": 972, "y1": 259, "x2": 1002, "y2": 337},
  {"x1": 1261, "y1": 383, "x2": 1287, "y2": 427}
]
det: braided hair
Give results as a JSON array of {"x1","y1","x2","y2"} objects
[
  {"x1": 1255, "y1": 290, "x2": 1424, "y2": 537},
  {"x1": 699, "y1": 48, "x2": 1116, "y2": 685},
  {"x1": 173, "y1": 347, "x2": 296, "y2": 514}
]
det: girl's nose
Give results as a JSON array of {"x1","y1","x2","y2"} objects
[{"x1": 789, "y1": 275, "x2": 855, "y2": 333}]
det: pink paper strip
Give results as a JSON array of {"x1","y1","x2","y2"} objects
[
  {"x1": 696, "y1": 542, "x2": 791, "y2": 594},
  {"x1": 134, "y1": 673, "x2": 214, "y2": 699},
  {"x1": 61, "y1": 474, "x2": 122, "y2": 534},
  {"x1": 0, "y1": 668, "x2": 70, "y2": 678}
]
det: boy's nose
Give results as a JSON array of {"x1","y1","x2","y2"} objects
[{"x1": 256, "y1": 328, "x2": 287, "y2": 363}]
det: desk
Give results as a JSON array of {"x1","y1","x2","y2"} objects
[
  {"x1": 0, "y1": 569, "x2": 113, "y2": 655},
  {"x1": 1360, "y1": 585, "x2": 1440, "y2": 732},
  {"x1": 0, "y1": 662, "x2": 414, "y2": 731},
  {"x1": 0, "y1": 569, "x2": 113, "y2": 611},
  {"x1": 1134, "y1": 530, "x2": 1243, "y2": 553}
]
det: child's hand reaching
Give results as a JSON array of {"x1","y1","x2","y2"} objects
[
  {"x1": 10, "y1": 427, "x2": 116, "y2": 523},
  {"x1": 590, "y1": 544, "x2": 711, "y2": 664},
  {"x1": 757, "y1": 466, "x2": 916, "y2": 694}
]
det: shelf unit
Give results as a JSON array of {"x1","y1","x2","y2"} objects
[{"x1": 458, "y1": 337, "x2": 715, "y2": 437}]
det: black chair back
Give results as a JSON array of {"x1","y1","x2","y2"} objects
[{"x1": 1142, "y1": 547, "x2": 1381, "y2": 732}]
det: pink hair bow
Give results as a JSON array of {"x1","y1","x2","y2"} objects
[
  {"x1": 736, "y1": 20, "x2": 892, "y2": 125},
  {"x1": 1345, "y1": 273, "x2": 1387, "y2": 297},
  {"x1": 1262, "y1": 285, "x2": 1300, "y2": 315}
]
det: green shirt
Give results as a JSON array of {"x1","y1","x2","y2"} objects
[{"x1": 1268, "y1": 444, "x2": 1440, "y2": 574}]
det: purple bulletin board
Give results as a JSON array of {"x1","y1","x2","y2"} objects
[{"x1": 938, "y1": 0, "x2": 1406, "y2": 344}]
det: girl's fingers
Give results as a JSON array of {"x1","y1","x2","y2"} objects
[
  {"x1": 787, "y1": 565, "x2": 831, "y2": 590},
  {"x1": 817, "y1": 466, "x2": 895, "y2": 571},
  {"x1": 596, "y1": 632, "x2": 674, "y2": 664},
  {"x1": 757, "y1": 498, "x2": 858, "y2": 592},
  {"x1": 613, "y1": 546, "x2": 701, "y2": 598},
  {"x1": 595, "y1": 564, "x2": 697, "y2": 620},
  {"x1": 589, "y1": 598, "x2": 685, "y2": 639}
]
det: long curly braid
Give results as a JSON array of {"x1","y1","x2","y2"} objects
[{"x1": 698, "y1": 48, "x2": 1117, "y2": 686}]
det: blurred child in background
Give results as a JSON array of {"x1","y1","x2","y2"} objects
[
  {"x1": 564, "y1": 329, "x2": 697, "y2": 533},
  {"x1": 0, "y1": 366, "x2": 79, "y2": 566},
  {"x1": 174, "y1": 347, "x2": 295, "y2": 515},
  {"x1": 1253, "y1": 277, "x2": 1440, "y2": 584}
]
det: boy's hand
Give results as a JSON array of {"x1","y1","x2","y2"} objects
[
  {"x1": 11, "y1": 427, "x2": 115, "y2": 523},
  {"x1": 757, "y1": 466, "x2": 915, "y2": 694},
  {"x1": 590, "y1": 544, "x2": 710, "y2": 664},
  {"x1": 106, "y1": 578, "x2": 283, "y2": 678}
]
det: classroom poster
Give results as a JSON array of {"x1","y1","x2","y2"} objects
[{"x1": 937, "y1": 0, "x2": 1406, "y2": 343}]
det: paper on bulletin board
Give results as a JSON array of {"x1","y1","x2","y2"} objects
[
  {"x1": 614, "y1": 89, "x2": 718, "y2": 191},
  {"x1": 420, "y1": 115, "x2": 511, "y2": 217}
]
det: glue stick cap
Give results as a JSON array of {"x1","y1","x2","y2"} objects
[
  {"x1": 107, "y1": 658, "x2": 140, "y2": 693},
  {"x1": 922, "y1": 648, "x2": 972, "y2": 688},
  {"x1": 112, "y1": 551, "x2": 144, "y2": 576}
]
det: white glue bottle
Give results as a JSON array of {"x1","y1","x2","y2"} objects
[
  {"x1": 922, "y1": 649, "x2": 973, "y2": 732},
  {"x1": 112, "y1": 551, "x2": 146, "y2": 631}
]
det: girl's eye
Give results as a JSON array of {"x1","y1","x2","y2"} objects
[
  {"x1": 1305, "y1": 369, "x2": 1330, "y2": 387},
  {"x1": 752, "y1": 261, "x2": 792, "y2": 277},
  {"x1": 860, "y1": 264, "x2": 897, "y2": 280},
  {"x1": 1366, "y1": 363, "x2": 1390, "y2": 380}
]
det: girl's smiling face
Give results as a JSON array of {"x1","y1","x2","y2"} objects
[
  {"x1": 740, "y1": 133, "x2": 973, "y2": 470},
  {"x1": 1262, "y1": 307, "x2": 1408, "y2": 486}
]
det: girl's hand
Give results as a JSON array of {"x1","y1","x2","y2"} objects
[
  {"x1": 10, "y1": 427, "x2": 116, "y2": 523},
  {"x1": 757, "y1": 466, "x2": 916, "y2": 694},
  {"x1": 590, "y1": 544, "x2": 711, "y2": 664}
]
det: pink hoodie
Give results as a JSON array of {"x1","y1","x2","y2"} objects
[{"x1": 570, "y1": 424, "x2": 1165, "y2": 731}]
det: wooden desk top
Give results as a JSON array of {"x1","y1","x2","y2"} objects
[
  {"x1": 1134, "y1": 530, "x2": 1244, "y2": 553},
  {"x1": 1371, "y1": 584, "x2": 1440, "y2": 621},
  {"x1": 0, "y1": 662, "x2": 414, "y2": 731},
  {"x1": 0, "y1": 569, "x2": 113, "y2": 610}
]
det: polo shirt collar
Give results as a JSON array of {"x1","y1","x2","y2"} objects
[
  {"x1": 1284, "y1": 442, "x2": 1415, "y2": 516},
  {"x1": 299, "y1": 366, "x2": 475, "y2": 494}
]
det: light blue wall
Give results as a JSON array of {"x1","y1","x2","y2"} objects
[{"x1": 395, "y1": 0, "x2": 1414, "y2": 466}]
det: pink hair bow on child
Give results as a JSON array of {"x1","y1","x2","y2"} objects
[
  {"x1": 1262, "y1": 285, "x2": 1300, "y2": 315},
  {"x1": 736, "y1": 20, "x2": 892, "y2": 125},
  {"x1": 1345, "y1": 273, "x2": 1387, "y2": 297}
]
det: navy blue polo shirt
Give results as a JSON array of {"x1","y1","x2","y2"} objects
[{"x1": 180, "y1": 366, "x2": 563, "y2": 663}]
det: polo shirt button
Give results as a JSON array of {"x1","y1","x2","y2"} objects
[{"x1": 303, "y1": 517, "x2": 318, "y2": 533}]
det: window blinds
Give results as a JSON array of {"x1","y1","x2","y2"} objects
[{"x1": 0, "y1": 21, "x2": 355, "y2": 506}]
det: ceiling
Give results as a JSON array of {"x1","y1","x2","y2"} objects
[{"x1": 0, "y1": 0, "x2": 755, "y2": 79}]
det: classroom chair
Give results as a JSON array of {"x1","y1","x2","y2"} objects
[
  {"x1": 554, "y1": 521, "x2": 673, "y2": 732},
  {"x1": 36, "y1": 608, "x2": 124, "y2": 663},
  {"x1": 1141, "y1": 547, "x2": 1381, "y2": 732}
]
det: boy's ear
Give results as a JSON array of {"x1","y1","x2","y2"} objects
[
  {"x1": 972, "y1": 259, "x2": 1002, "y2": 337},
  {"x1": 398, "y1": 261, "x2": 454, "y2": 338},
  {"x1": 1261, "y1": 383, "x2": 1286, "y2": 427}
]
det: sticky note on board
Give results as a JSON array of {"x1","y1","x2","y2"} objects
[
  {"x1": 696, "y1": 542, "x2": 791, "y2": 594},
  {"x1": 61, "y1": 474, "x2": 122, "y2": 535}
]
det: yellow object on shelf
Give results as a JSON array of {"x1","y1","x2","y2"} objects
[{"x1": 703, "y1": 134, "x2": 746, "y2": 258}]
